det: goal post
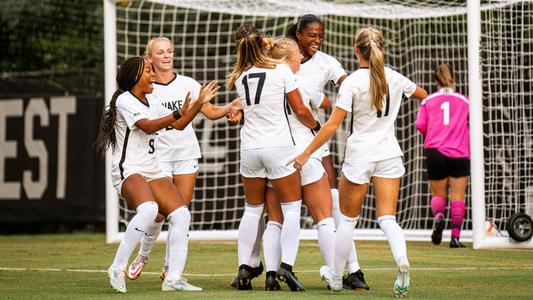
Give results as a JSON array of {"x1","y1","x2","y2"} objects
[
  {"x1": 103, "y1": 0, "x2": 533, "y2": 248},
  {"x1": 103, "y1": 0, "x2": 119, "y2": 244}
]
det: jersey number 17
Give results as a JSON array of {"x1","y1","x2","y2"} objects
[{"x1": 242, "y1": 72, "x2": 266, "y2": 106}]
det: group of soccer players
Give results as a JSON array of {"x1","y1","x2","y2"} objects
[{"x1": 97, "y1": 13, "x2": 470, "y2": 297}]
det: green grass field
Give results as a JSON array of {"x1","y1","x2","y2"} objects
[{"x1": 1, "y1": 233, "x2": 533, "y2": 299}]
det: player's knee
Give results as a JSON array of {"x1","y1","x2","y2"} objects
[
  {"x1": 169, "y1": 205, "x2": 191, "y2": 227},
  {"x1": 136, "y1": 201, "x2": 159, "y2": 220}
]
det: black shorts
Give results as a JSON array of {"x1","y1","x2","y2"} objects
[{"x1": 426, "y1": 148, "x2": 470, "y2": 180}]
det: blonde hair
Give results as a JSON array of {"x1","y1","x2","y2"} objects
[
  {"x1": 144, "y1": 36, "x2": 173, "y2": 57},
  {"x1": 435, "y1": 64, "x2": 455, "y2": 88},
  {"x1": 227, "y1": 25, "x2": 280, "y2": 89},
  {"x1": 263, "y1": 37, "x2": 299, "y2": 61},
  {"x1": 355, "y1": 27, "x2": 387, "y2": 113}
]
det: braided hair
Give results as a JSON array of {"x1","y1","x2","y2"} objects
[{"x1": 96, "y1": 57, "x2": 145, "y2": 157}]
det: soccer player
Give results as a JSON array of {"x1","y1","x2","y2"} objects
[
  {"x1": 416, "y1": 64, "x2": 470, "y2": 248},
  {"x1": 289, "y1": 27, "x2": 427, "y2": 297},
  {"x1": 255, "y1": 37, "x2": 336, "y2": 291},
  {"x1": 287, "y1": 14, "x2": 369, "y2": 291},
  {"x1": 125, "y1": 37, "x2": 241, "y2": 289},
  {"x1": 227, "y1": 24, "x2": 318, "y2": 291},
  {"x1": 95, "y1": 57, "x2": 219, "y2": 293}
]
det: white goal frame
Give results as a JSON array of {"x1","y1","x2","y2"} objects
[{"x1": 103, "y1": 0, "x2": 532, "y2": 249}]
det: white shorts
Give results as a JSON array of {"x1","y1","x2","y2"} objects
[
  {"x1": 112, "y1": 162, "x2": 165, "y2": 198},
  {"x1": 341, "y1": 156, "x2": 405, "y2": 184},
  {"x1": 159, "y1": 159, "x2": 199, "y2": 177},
  {"x1": 240, "y1": 146, "x2": 298, "y2": 180},
  {"x1": 301, "y1": 157, "x2": 326, "y2": 186},
  {"x1": 265, "y1": 157, "x2": 325, "y2": 187}
]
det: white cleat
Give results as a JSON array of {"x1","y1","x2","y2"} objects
[
  {"x1": 394, "y1": 257, "x2": 410, "y2": 298},
  {"x1": 108, "y1": 266, "x2": 126, "y2": 293},
  {"x1": 320, "y1": 265, "x2": 342, "y2": 292},
  {"x1": 162, "y1": 277, "x2": 203, "y2": 292},
  {"x1": 126, "y1": 255, "x2": 148, "y2": 280}
]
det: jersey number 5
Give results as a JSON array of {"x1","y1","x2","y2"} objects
[{"x1": 242, "y1": 72, "x2": 266, "y2": 106}]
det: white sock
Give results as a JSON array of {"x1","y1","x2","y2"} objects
[
  {"x1": 138, "y1": 219, "x2": 163, "y2": 258},
  {"x1": 166, "y1": 206, "x2": 191, "y2": 281},
  {"x1": 238, "y1": 203, "x2": 264, "y2": 266},
  {"x1": 250, "y1": 208, "x2": 265, "y2": 268},
  {"x1": 263, "y1": 221, "x2": 282, "y2": 272},
  {"x1": 377, "y1": 215, "x2": 408, "y2": 266},
  {"x1": 317, "y1": 217, "x2": 336, "y2": 267},
  {"x1": 331, "y1": 188, "x2": 360, "y2": 273},
  {"x1": 164, "y1": 229, "x2": 169, "y2": 268},
  {"x1": 280, "y1": 200, "x2": 302, "y2": 266},
  {"x1": 111, "y1": 201, "x2": 158, "y2": 270},
  {"x1": 334, "y1": 213, "x2": 358, "y2": 278}
]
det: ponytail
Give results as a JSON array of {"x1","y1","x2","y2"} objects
[
  {"x1": 286, "y1": 23, "x2": 298, "y2": 40},
  {"x1": 227, "y1": 25, "x2": 280, "y2": 90},
  {"x1": 96, "y1": 57, "x2": 145, "y2": 157},
  {"x1": 435, "y1": 63, "x2": 454, "y2": 88},
  {"x1": 355, "y1": 27, "x2": 387, "y2": 112},
  {"x1": 96, "y1": 90, "x2": 122, "y2": 157}
]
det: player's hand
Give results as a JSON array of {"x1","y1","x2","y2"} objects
[
  {"x1": 178, "y1": 91, "x2": 193, "y2": 116},
  {"x1": 229, "y1": 98, "x2": 244, "y2": 114},
  {"x1": 226, "y1": 110, "x2": 243, "y2": 125},
  {"x1": 287, "y1": 152, "x2": 310, "y2": 171},
  {"x1": 197, "y1": 80, "x2": 220, "y2": 105}
]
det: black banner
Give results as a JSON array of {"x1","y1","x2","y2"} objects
[{"x1": 0, "y1": 95, "x2": 105, "y2": 231}]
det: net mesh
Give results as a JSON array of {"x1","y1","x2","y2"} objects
[{"x1": 113, "y1": 0, "x2": 533, "y2": 237}]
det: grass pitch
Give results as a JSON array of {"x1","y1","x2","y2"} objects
[{"x1": 1, "y1": 233, "x2": 533, "y2": 299}]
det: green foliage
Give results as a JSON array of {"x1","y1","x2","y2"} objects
[{"x1": 0, "y1": 0, "x2": 103, "y2": 72}]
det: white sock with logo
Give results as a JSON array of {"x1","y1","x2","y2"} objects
[{"x1": 111, "y1": 201, "x2": 158, "y2": 270}]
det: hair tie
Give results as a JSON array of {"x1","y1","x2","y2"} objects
[{"x1": 370, "y1": 42, "x2": 377, "y2": 48}]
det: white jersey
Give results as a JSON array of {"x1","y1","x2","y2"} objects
[
  {"x1": 111, "y1": 91, "x2": 169, "y2": 185},
  {"x1": 297, "y1": 50, "x2": 347, "y2": 90},
  {"x1": 152, "y1": 74, "x2": 202, "y2": 162},
  {"x1": 288, "y1": 76, "x2": 324, "y2": 159},
  {"x1": 335, "y1": 67, "x2": 417, "y2": 163},
  {"x1": 236, "y1": 64, "x2": 299, "y2": 149}
]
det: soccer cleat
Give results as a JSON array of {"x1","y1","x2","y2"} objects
[
  {"x1": 265, "y1": 271, "x2": 281, "y2": 291},
  {"x1": 108, "y1": 266, "x2": 126, "y2": 293},
  {"x1": 343, "y1": 269, "x2": 370, "y2": 290},
  {"x1": 277, "y1": 264, "x2": 305, "y2": 291},
  {"x1": 126, "y1": 255, "x2": 148, "y2": 280},
  {"x1": 230, "y1": 262, "x2": 263, "y2": 288},
  {"x1": 320, "y1": 265, "x2": 342, "y2": 292},
  {"x1": 393, "y1": 258, "x2": 410, "y2": 298},
  {"x1": 431, "y1": 216, "x2": 445, "y2": 245},
  {"x1": 450, "y1": 237, "x2": 466, "y2": 248},
  {"x1": 162, "y1": 277, "x2": 202, "y2": 291},
  {"x1": 160, "y1": 265, "x2": 169, "y2": 281},
  {"x1": 237, "y1": 264, "x2": 253, "y2": 290},
  {"x1": 230, "y1": 275, "x2": 239, "y2": 288}
]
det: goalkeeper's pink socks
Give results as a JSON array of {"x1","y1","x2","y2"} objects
[
  {"x1": 450, "y1": 200, "x2": 466, "y2": 238},
  {"x1": 431, "y1": 196, "x2": 446, "y2": 219}
]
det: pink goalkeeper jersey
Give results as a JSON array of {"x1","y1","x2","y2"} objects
[{"x1": 416, "y1": 88, "x2": 470, "y2": 158}]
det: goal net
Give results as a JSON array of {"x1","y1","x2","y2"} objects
[{"x1": 105, "y1": 0, "x2": 533, "y2": 246}]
